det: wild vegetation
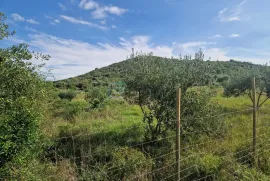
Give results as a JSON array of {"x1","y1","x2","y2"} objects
[{"x1": 1, "y1": 12, "x2": 270, "y2": 180}]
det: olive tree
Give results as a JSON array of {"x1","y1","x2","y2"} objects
[
  {"x1": 0, "y1": 12, "x2": 50, "y2": 172},
  {"x1": 125, "y1": 53, "x2": 223, "y2": 141},
  {"x1": 224, "y1": 67, "x2": 270, "y2": 108}
]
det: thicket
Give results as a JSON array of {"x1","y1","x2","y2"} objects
[{"x1": 0, "y1": 12, "x2": 52, "y2": 177}]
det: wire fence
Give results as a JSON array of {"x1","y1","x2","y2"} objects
[{"x1": 2, "y1": 99, "x2": 270, "y2": 180}]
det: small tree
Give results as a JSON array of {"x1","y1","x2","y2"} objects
[
  {"x1": 224, "y1": 67, "x2": 270, "y2": 108},
  {"x1": 125, "y1": 53, "x2": 222, "y2": 141}
]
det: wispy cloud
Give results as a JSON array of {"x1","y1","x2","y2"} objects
[
  {"x1": 229, "y1": 34, "x2": 240, "y2": 38},
  {"x1": 237, "y1": 0, "x2": 247, "y2": 7},
  {"x1": 218, "y1": 1, "x2": 247, "y2": 22},
  {"x1": 209, "y1": 35, "x2": 222, "y2": 39},
  {"x1": 100, "y1": 20, "x2": 106, "y2": 24},
  {"x1": 172, "y1": 41, "x2": 216, "y2": 57},
  {"x1": 112, "y1": 25, "x2": 117, "y2": 29},
  {"x1": 79, "y1": 0, "x2": 128, "y2": 19},
  {"x1": 21, "y1": 33, "x2": 219, "y2": 79},
  {"x1": 8, "y1": 31, "x2": 267, "y2": 80},
  {"x1": 25, "y1": 26, "x2": 40, "y2": 33},
  {"x1": 26, "y1": 19, "x2": 40, "y2": 24},
  {"x1": 58, "y1": 3, "x2": 68, "y2": 11},
  {"x1": 45, "y1": 15, "x2": 60, "y2": 25},
  {"x1": 12, "y1": 13, "x2": 25, "y2": 21},
  {"x1": 44, "y1": 15, "x2": 53, "y2": 19},
  {"x1": 60, "y1": 15, "x2": 107, "y2": 30},
  {"x1": 11, "y1": 13, "x2": 40, "y2": 24}
]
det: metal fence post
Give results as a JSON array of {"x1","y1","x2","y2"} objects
[
  {"x1": 252, "y1": 77, "x2": 257, "y2": 165},
  {"x1": 176, "y1": 88, "x2": 181, "y2": 180}
]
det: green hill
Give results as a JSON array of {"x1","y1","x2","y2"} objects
[{"x1": 54, "y1": 56, "x2": 265, "y2": 90}]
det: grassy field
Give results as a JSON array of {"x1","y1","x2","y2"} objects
[{"x1": 33, "y1": 88, "x2": 269, "y2": 180}]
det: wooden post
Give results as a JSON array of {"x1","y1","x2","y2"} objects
[
  {"x1": 176, "y1": 88, "x2": 181, "y2": 180},
  {"x1": 252, "y1": 77, "x2": 257, "y2": 165}
]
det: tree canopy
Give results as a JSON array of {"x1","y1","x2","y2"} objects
[
  {"x1": 224, "y1": 66, "x2": 270, "y2": 107},
  {"x1": 124, "y1": 54, "x2": 223, "y2": 141}
]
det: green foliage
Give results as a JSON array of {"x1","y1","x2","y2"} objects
[
  {"x1": 107, "y1": 148, "x2": 152, "y2": 180},
  {"x1": 54, "y1": 100, "x2": 87, "y2": 121},
  {"x1": 0, "y1": 12, "x2": 15, "y2": 40},
  {"x1": 86, "y1": 87, "x2": 107, "y2": 108},
  {"x1": 181, "y1": 89, "x2": 225, "y2": 139},
  {"x1": 224, "y1": 67, "x2": 270, "y2": 107},
  {"x1": 58, "y1": 90, "x2": 77, "y2": 101},
  {"x1": 187, "y1": 153, "x2": 222, "y2": 180},
  {"x1": 0, "y1": 12, "x2": 50, "y2": 175},
  {"x1": 124, "y1": 54, "x2": 221, "y2": 141},
  {"x1": 54, "y1": 50, "x2": 267, "y2": 93},
  {"x1": 216, "y1": 74, "x2": 230, "y2": 84}
]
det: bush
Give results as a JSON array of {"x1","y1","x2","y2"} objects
[
  {"x1": 86, "y1": 87, "x2": 107, "y2": 109},
  {"x1": 181, "y1": 153, "x2": 223, "y2": 180},
  {"x1": 181, "y1": 89, "x2": 225, "y2": 140},
  {"x1": 62, "y1": 101, "x2": 87, "y2": 121},
  {"x1": 0, "y1": 12, "x2": 50, "y2": 176},
  {"x1": 217, "y1": 74, "x2": 230, "y2": 83},
  {"x1": 58, "y1": 90, "x2": 77, "y2": 101},
  {"x1": 107, "y1": 148, "x2": 152, "y2": 180}
]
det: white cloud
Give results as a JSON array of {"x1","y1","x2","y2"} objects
[
  {"x1": 58, "y1": 3, "x2": 68, "y2": 11},
  {"x1": 78, "y1": 0, "x2": 127, "y2": 19},
  {"x1": 60, "y1": 15, "x2": 107, "y2": 30},
  {"x1": 79, "y1": 0, "x2": 98, "y2": 10},
  {"x1": 92, "y1": 6, "x2": 127, "y2": 19},
  {"x1": 229, "y1": 34, "x2": 240, "y2": 38},
  {"x1": 11, "y1": 31, "x2": 267, "y2": 80},
  {"x1": 11, "y1": 13, "x2": 25, "y2": 21},
  {"x1": 24, "y1": 33, "x2": 173, "y2": 79},
  {"x1": 218, "y1": 1, "x2": 246, "y2": 22},
  {"x1": 54, "y1": 19, "x2": 60, "y2": 23},
  {"x1": 91, "y1": 8, "x2": 107, "y2": 19},
  {"x1": 104, "y1": 6, "x2": 127, "y2": 16},
  {"x1": 209, "y1": 35, "x2": 222, "y2": 39},
  {"x1": 11, "y1": 13, "x2": 40, "y2": 24},
  {"x1": 26, "y1": 19, "x2": 40, "y2": 24},
  {"x1": 173, "y1": 41, "x2": 215, "y2": 56},
  {"x1": 112, "y1": 25, "x2": 117, "y2": 29},
  {"x1": 25, "y1": 26, "x2": 39, "y2": 33},
  {"x1": 100, "y1": 20, "x2": 106, "y2": 24},
  {"x1": 237, "y1": 0, "x2": 247, "y2": 7},
  {"x1": 44, "y1": 15, "x2": 53, "y2": 19}
]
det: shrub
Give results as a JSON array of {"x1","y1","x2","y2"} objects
[
  {"x1": 234, "y1": 144, "x2": 253, "y2": 166},
  {"x1": 58, "y1": 90, "x2": 77, "y2": 101},
  {"x1": 86, "y1": 87, "x2": 107, "y2": 109},
  {"x1": 181, "y1": 153, "x2": 223, "y2": 180},
  {"x1": 217, "y1": 74, "x2": 230, "y2": 83},
  {"x1": 62, "y1": 101, "x2": 87, "y2": 121},
  {"x1": 107, "y1": 148, "x2": 152, "y2": 180},
  {"x1": 0, "y1": 12, "x2": 50, "y2": 176}
]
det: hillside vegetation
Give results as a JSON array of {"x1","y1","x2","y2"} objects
[
  {"x1": 1, "y1": 12, "x2": 270, "y2": 181},
  {"x1": 54, "y1": 55, "x2": 265, "y2": 91}
]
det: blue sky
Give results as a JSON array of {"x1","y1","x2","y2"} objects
[{"x1": 1, "y1": 0, "x2": 270, "y2": 80}]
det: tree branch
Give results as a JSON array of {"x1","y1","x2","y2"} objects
[
  {"x1": 258, "y1": 97, "x2": 269, "y2": 108},
  {"x1": 247, "y1": 90, "x2": 253, "y2": 102},
  {"x1": 257, "y1": 90, "x2": 263, "y2": 108}
]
